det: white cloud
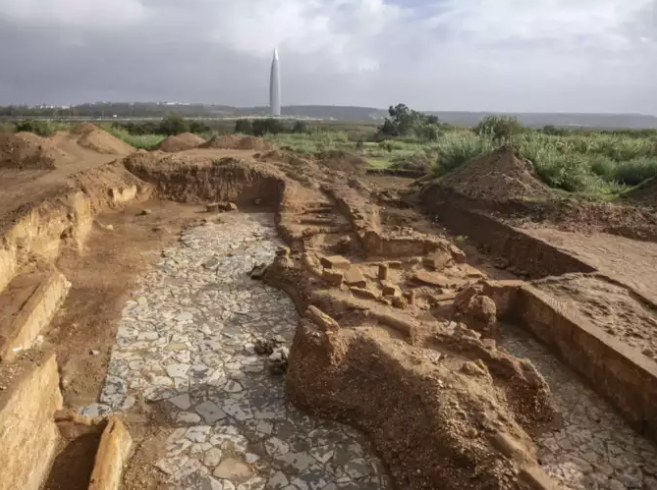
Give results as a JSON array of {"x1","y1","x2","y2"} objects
[
  {"x1": 0, "y1": 0, "x2": 654, "y2": 112},
  {"x1": 0, "y1": 0, "x2": 145, "y2": 26}
]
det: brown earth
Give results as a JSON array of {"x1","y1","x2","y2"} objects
[
  {"x1": 154, "y1": 132, "x2": 205, "y2": 152},
  {"x1": 0, "y1": 132, "x2": 62, "y2": 170},
  {"x1": 436, "y1": 145, "x2": 554, "y2": 202},
  {"x1": 316, "y1": 150, "x2": 369, "y2": 174},
  {"x1": 70, "y1": 123, "x2": 135, "y2": 155},
  {"x1": 199, "y1": 134, "x2": 274, "y2": 151}
]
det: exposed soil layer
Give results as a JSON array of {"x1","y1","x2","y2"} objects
[
  {"x1": 154, "y1": 133, "x2": 205, "y2": 153},
  {"x1": 70, "y1": 123, "x2": 135, "y2": 155},
  {"x1": 316, "y1": 150, "x2": 369, "y2": 174},
  {"x1": 199, "y1": 134, "x2": 274, "y2": 151},
  {"x1": 0, "y1": 132, "x2": 60, "y2": 169},
  {"x1": 434, "y1": 145, "x2": 554, "y2": 202},
  {"x1": 533, "y1": 274, "x2": 657, "y2": 362}
]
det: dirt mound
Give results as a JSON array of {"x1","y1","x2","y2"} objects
[
  {"x1": 317, "y1": 150, "x2": 369, "y2": 174},
  {"x1": 625, "y1": 176, "x2": 657, "y2": 206},
  {"x1": 199, "y1": 135, "x2": 273, "y2": 151},
  {"x1": 0, "y1": 132, "x2": 59, "y2": 170},
  {"x1": 154, "y1": 133, "x2": 205, "y2": 153},
  {"x1": 255, "y1": 150, "x2": 312, "y2": 167},
  {"x1": 70, "y1": 123, "x2": 134, "y2": 155},
  {"x1": 438, "y1": 145, "x2": 554, "y2": 202}
]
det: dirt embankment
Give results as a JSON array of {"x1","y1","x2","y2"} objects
[
  {"x1": 154, "y1": 133, "x2": 205, "y2": 153},
  {"x1": 70, "y1": 123, "x2": 134, "y2": 155},
  {"x1": 199, "y1": 134, "x2": 274, "y2": 151},
  {"x1": 625, "y1": 176, "x2": 657, "y2": 207},
  {"x1": 0, "y1": 132, "x2": 62, "y2": 170},
  {"x1": 433, "y1": 145, "x2": 554, "y2": 202}
]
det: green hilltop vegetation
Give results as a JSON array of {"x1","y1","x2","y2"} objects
[{"x1": 3, "y1": 105, "x2": 657, "y2": 197}]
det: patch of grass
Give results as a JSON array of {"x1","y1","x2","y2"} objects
[
  {"x1": 104, "y1": 126, "x2": 166, "y2": 149},
  {"x1": 434, "y1": 132, "x2": 496, "y2": 174}
]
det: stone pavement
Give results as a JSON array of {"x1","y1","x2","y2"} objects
[
  {"x1": 499, "y1": 324, "x2": 657, "y2": 490},
  {"x1": 83, "y1": 213, "x2": 389, "y2": 490}
]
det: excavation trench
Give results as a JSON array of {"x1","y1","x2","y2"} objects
[{"x1": 87, "y1": 212, "x2": 390, "y2": 490}]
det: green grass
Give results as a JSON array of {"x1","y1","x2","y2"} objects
[{"x1": 102, "y1": 125, "x2": 166, "y2": 149}]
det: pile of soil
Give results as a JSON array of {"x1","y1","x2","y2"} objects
[
  {"x1": 317, "y1": 150, "x2": 369, "y2": 174},
  {"x1": 439, "y1": 145, "x2": 554, "y2": 202},
  {"x1": 0, "y1": 132, "x2": 59, "y2": 170},
  {"x1": 624, "y1": 176, "x2": 657, "y2": 207},
  {"x1": 255, "y1": 150, "x2": 312, "y2": 167},
  {"x1": 70, "y1": 123, "x2": 134, "y2": 155},
  {"x1": 154, "y1": 133, "x2": 205, "y2": 153},
  {"x1": 199, "y1": 135, "x2": 273, "y2": 151}
]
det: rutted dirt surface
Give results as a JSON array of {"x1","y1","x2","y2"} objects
[{"x1": 3, "y1": 141, "x2": 657, "y2": 490}]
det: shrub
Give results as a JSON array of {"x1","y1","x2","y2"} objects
[
  {"x1": 159, "y1": 114, "x2": 189, "y2": 135},
  {"x1": 435, "y1": 133, "x2": 496, "y2": 173},
  {"x1": 234, "y1": 119, "x2": 253, "y2": 135},
  {"x1": 612, "y1": 158, "x2": 657, "y2": 186},
  {"x1": 292, "y1": 120, "x2": 309, "y2": 134},
  {"x1": 15, "y1": 119, "x2": 56, "y2": 137},
  {"x1": 252, "y1": 118, "x2": 287, "y2": 136},
  {"x1": 474, "y1": 115, "x2": 523, "y2": 143},
  {"x1": 189, "y1": 120, "x2": 211, "y2": 134}
]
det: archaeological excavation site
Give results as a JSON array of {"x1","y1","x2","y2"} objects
[{"x1": 2, "y1": 126, "x2": 657, "y2": 490}]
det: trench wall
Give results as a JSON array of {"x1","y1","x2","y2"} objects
[{"x1": 486, "y1": 282, "x2": 657, "y2": 442}]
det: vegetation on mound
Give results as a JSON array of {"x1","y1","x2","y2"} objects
[{"x1": 3, "y1": 107, "x2": 657, "y2": 197}]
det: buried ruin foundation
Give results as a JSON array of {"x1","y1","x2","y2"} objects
[{"x1": 0, "y1": 142, "x2": 656, "y2": 490}]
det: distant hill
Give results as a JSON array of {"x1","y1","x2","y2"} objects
[{"x1": 2, "y1": 102, "x2": 656, "y2": 129}]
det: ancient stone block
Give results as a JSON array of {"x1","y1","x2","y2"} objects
[
  {"x1": 380, "y1": 280, "x2": 400, "y2": 297},
  {"x1": 350, "y1": 287, "x2": 378, "y2": 301},
  {"x1": 305, "y1": 306, "x2": 340, "y2": 332},
  {"x1": 344, "y1": 267, "x2": 367, "y2": 288},
  {"x1": 422, "y1": 250, "x2": 453, "y2": 271},
  {"x1": 378, "y1": 264, "x2": 389, "y2": 280},
  {"x1": 320, "y1": 255, "x2": 351, "y2": 270},
  {"x1": 88, "y1": 417, "x2": 133, "y2": 490}
]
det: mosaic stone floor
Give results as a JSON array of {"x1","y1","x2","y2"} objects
[
  {"x1": 499, "y1": 324, "x2": 657, "y2": 490},
  {"x1": 83, "y1": 213, "x2": 390, "y2": 490}
]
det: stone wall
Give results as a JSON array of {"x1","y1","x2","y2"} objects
[
  {"x1": 486, "y1": 281, "x2": 657, "y2": 442},
  {"x1": 0, "y1": 353, "x2": 63, "y2": 490}
]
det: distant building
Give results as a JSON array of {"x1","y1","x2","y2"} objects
[{"x1": 270, "y1": 49, "x2": 281, "y2": 117}]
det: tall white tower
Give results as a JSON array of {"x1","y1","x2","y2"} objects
[{"x1": 270, "y1": 48, "x2": 281, "y2": 117}]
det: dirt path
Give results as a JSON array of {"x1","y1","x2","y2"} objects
[{"x1": 521, "y1": 228, "x2": 657, "y2": 305}]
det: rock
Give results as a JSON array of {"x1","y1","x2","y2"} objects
[
  {"x1": 344, "y1": 267, "x2": 367, "y2": 288},
  {"x1": 276, "y1": 247, "x2": 291, "y2": 257},
  {"x1": 453, "y1": 286, "x2": 497, "y2": 337},
  {"x1": 319, "y1": 255, "x2": 351, "y2": 270},
  {"x1": 305, "y1": 306, "x2": 340, "y2": 332},
  {"x1": 350, "y1": 287, "x2": 378, "y2": 301},
  {"x1": 203, "y1": 257, "x2": 220, "y2": 269},
  {"x1": 642, "y1": 348, "x2": 655, "y2": 358},
  {"x1": 207, "y1": 202, "x2": 238, "y2": 213},
  {"x1": 322, "y1": 269, "x2": 344, "y2": 286},
  {"x1": 90, "y1": 349, "x2": 100, "y2": 356},
  {"x1": 406, "y1": 290, "x2": 416, "y2": 305},
  {"x1": 422, "y1": 250, "x2": 453, "y2": 271},
  {"x1": 392, "y1": 296, "x2": 408, "y2": 310},
  {"x1": 249, "y1": 263, "x2": 268, "y2": 280},
  {"x1": 138, "y1": 209, "x2": 152, "y2": 216},
  {"x1": 449, "y1": 245, "x2": 467, "y2": 264},
  {"x1": 378, "y1": 264, "x2": 389, "y2": 280},
  {"x1": 461, "y1": 360, "x2": 488, "y2": 377},
  {"x1": 412, "y1": 271, "x2": 463, "y2": 289},
  {"x1": 254, "y1": 338, "x2": 276, "y2": 356},
  {"x1": 334, "y1": 236, "x2": 352, "y2": 254},
  {"x1": 213, "y1": 457, "x2": 253, "y2": 480},
  {"x1": 268, "y1": 347, "x2": 289, "y2": 375},
  {"x1": 254, "y1": 197, "x2": 263, "y2": 205},
  {"x1": 380, "y1": 280, "x2": 399, "y2": 297}
]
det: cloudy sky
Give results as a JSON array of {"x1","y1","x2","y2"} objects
[{"x1": 0, "y1": 0, "x2": 655, "y2": 113}]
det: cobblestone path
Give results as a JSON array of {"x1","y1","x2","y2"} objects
[
  {"x1": 500, "y1": 324, "x2": 657, "y2": 490},
  {"x1": 83, "y1": 213, "x2": 389, "y2": 490}
]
